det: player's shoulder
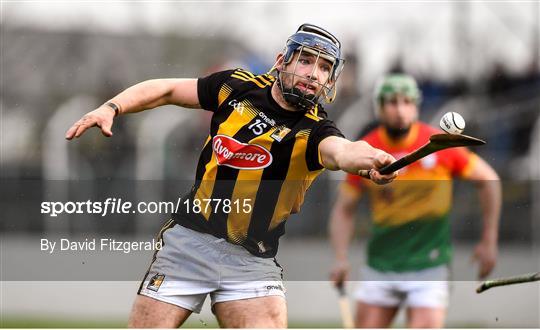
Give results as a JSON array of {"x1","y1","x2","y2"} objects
[
  {"x1": 302, "y1": 105, "x2": 345, "y2": 143},
  {"x1": 229, "y1": 68, "x2": 275, "y2": 89}
]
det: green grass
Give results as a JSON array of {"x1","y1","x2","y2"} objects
[
  {"x1": 0, "y1": 318, "x2": 126, "y2": 328},
  {"x1": 0, "y1": 317, "x2": 489, "y2": 328},
  {"x1": 0, "y1": 317, "x2": 344, "y2": 329}
]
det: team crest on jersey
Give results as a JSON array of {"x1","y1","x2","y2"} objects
[
  {"x1": 212, "y1": 135, "x2": 273, "y2": 170},
  {"x1": 270, "y1": 127, "x2": 291, "y2": 142},
  {"x1": 147, "y1": 273, "x2": 165, "y2": 292}
]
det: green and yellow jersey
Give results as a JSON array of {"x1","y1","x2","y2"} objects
[
  {"x1": 173, "y1": 69, "x2": 343, "y2": 257},
  {"x1": 342, "y1": 122, "x2": 478, "y2": 271}
]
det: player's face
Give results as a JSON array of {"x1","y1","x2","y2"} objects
[
  {"x1": 280, "y1": 50, "x2": 335, "y2": 97},
  {"x1": 380, "y1": 94, "x2": 418, "y2": 135}
]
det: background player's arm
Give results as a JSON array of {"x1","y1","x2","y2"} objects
[
  {"x1": 65, "y1": 79, "x2": 199, "y2": 139},
  {"x1": 465, "y1": 156, "x2": 502, "y2": 279},
  {"x1": 319, "y1": 136, "x2": 397, "y2": 184},
  {"x1": 329, "y1": 186, "x2": 361, "y2": 287}
]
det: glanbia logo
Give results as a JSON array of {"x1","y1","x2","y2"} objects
[{"x1": 212, "y1": 135, "x2": 273, "y2": 170}]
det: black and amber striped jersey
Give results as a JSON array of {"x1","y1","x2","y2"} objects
[{"x1": 172, "y1": 69, "x2": 343, "y2": 257}]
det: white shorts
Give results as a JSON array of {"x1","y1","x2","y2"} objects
[
  {"x1": 353, "y1": 265, "x2": 449, "y2": 308},
  {"x1": 138, "y1": 221, "x2": 286, "y2": 313}
]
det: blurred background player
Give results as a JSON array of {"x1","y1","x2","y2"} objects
[
  {"x1": 65, "y1": 24, "x2": 396, "y2": 328},
  {"x1": 329, "y1": 74, "x2": 502, "y2": 328}
]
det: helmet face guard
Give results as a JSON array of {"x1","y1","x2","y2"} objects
[{"x1": 276, "y1": 24, "x2": 345, "y2": 111}]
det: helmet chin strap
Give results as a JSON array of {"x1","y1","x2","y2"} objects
[
  {"x1": 323, "y1": 85, "x2": 337, "y2": 103},
  {"x1": 271, "y1": 66, "x2": 317, "y2": 112},
  {"x1": 276, "y1": 77, "x2": 316, "y2": 111}
]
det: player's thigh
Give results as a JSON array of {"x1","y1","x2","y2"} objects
[
  {"x1": 404, "y1": 280, "x2": 448, "y2": 328},
  {"x1": 128, "y1": 294, "x2": 192, "y2": 328},
  {"x1": 353, "y1": 279, "x2": 402, "y2": 328},
  {"x1": 406, "y1": 306, "x2": 446, "y2": 328},
  {"x1": 213, "y1": 296, "x2": 287, "y2": 328},
  {"x1": 355, "y1": 301, "x2": 399, "y2": 328},
  {"x1": 404, "y1": 281, "x2": 448, "y2": 328}
]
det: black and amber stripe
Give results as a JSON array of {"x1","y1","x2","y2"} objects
[
  {"x1": 246, "y1": 136, "x2": 296, "y2": 249},
  {"x1": 205, "y1": 119, "x2": 260, "y2": 239},
  {"x1": 231, "y1": 69, "x2": 275, "y2": 88},
  {"x1": 174, "y1": 69, "x2": 328, "y2": 257}
]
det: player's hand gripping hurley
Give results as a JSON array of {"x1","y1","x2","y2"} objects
[{"x1": 358, "y1": 133, "x2": 486, "y2": 178}]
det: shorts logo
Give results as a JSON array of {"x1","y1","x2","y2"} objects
[
  {"x1": 212, "y1": 135, "x2": 273, "y2": 170},
  {"x1": 265, "y1": 284, "x2": 284, "y2": 292},
  {"x1": 147, "y1": 273, "x2": 165, "y2": 292}
]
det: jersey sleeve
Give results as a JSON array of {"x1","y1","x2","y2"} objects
[
  {"x1": 306, "y1": 119, "x2": 345, "y2": 171},
  {"x1": 197, "y1": 69, "x2": 236, "y2": 112}
]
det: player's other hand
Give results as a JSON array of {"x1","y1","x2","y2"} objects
[
  {"x1": 472, "y1": 240, "x2": 498, "y2": 279},
  {"x1": 65, "y1": 105, "x2": 115, "y2": 140},
  {"x1": 369, "y1": 151, "x2": 398, "y2": 185},
  {"x1": 330, "y1": 259, "x2": 350, "y2": 288}
]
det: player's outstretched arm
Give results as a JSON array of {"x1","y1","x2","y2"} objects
[
  {"x1": 466, "y1": 156, "x2": 502, "y2": 279},
  {"x1": 65, "y1": 78, "x2": 199, "y2": 140},
  {"x1": 319, "y1": 136, "x2": 398, "y2": 185}
]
